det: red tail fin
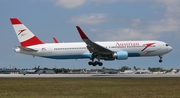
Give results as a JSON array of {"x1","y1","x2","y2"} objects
[{"x1": 10, "y1": 18, "x2": 44, "y2": 47}]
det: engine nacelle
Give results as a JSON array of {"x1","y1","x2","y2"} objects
[{"x1": 113, "y1": 51, "x2": 128, "y2": 60}]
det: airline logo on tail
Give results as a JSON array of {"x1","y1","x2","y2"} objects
[{"x1": 18, "y1": 29, "x2": 26, "y2": 35}]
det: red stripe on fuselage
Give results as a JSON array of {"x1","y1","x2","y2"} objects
[
  {"x1": 20, "y1": 36, "x2": 44, "y2": 47},
  {"x1": 10, "y1": 18, "x2": 22, "y2": 25},
  {"x1": 141, "y1": 43, "x2": 155, "y2": 51}
]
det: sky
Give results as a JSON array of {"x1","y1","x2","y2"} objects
[{"x1": 0, "y1": 0, "x2": 179, "y2": 69}]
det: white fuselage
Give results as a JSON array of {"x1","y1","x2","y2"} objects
[{"x1": 15, "y1": 40, "x2": 172, "y2": 60}]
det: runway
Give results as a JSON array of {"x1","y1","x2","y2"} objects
[{"x1": 0, "y1": 74, "x2": 180, "y2": 78}]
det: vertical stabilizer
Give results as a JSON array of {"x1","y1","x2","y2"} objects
[
  {"x1": 10, "y1": 18, "x2": 44, "y2": 47},
  {"x1": 34, "y1": 66, "x2": 40, "y2": 73},
  {"x1": 134, "y1": 66, "x2": 138, "y2": 70}
]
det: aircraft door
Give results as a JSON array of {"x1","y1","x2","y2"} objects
[
  {"x1": 47, "y1": 47, "x2": 53, "y2": 53},
  {"x1": 157, "y1": 43, "x2": 161, "y2": 50}
]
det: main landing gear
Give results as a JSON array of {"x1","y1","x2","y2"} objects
[
  {"x1": 88, "y1": 61, "x2": 103, "y2": 66},
  {"x1": 159, "y1": 56, "x2": 163, "y2": 63},
  {"x1": 88, "y1": 57, "x2": 103, "y2": 66}
]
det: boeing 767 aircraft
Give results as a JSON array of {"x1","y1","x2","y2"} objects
[{"x1": 10, "y1": 18, "x2": 172, "y2": 66}]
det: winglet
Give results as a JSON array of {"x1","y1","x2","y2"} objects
[
  {"x1": 53, "y1": 37, "x2": 59, "y2": 43},
  {"x1": 76, "y1": 26, "x2": 88, "y2": 39}
]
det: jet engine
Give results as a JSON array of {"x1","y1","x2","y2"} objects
[{"x1": 113, "y1": 51, "x2": 128, "y2": 60}]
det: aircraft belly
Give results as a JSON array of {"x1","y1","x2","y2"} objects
[
  {"x1": 39, "y1": 49, "x2": 91, "y2": 59},
  {"x1": 128, "y1": 53, "x2": 141, "y2": 57},
  {"x1": 41, "y1": 54, "x2": 91, "y2": 59}
]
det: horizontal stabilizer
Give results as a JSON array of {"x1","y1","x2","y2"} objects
[{"x1": 16, "y1": 46, "x2": 38, "y2": 52}]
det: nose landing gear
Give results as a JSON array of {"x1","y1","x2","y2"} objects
[{"x1": 159, "y1": 56, "x2": 163, "y2": 63}]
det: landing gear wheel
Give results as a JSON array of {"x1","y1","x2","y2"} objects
[
  {"x1": 92, "y1": 62, "x2": 97, "y2": 66},
  {"x1": 98, "y1": 62, "x2": 103, "y2": 66},
  {"x1": 159, "y1": 59, "x2": 162, "y2": 63},
  {"x1": 159, "y1": 56, "x2": 163, "y2": 63},
  {"x1": 88, "y1": 57, "x2": 104, "y2": 66},
  {"x1": 88, "y1": 61, "x2": 93, "y2": 65}
]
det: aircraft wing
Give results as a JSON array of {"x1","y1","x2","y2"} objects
[
  {"x1": 16, "y1": 46, "x2": 38, "y2": 52},
  {"x1": 76, "y1": 26, "x2": 114, "y2": 55}
]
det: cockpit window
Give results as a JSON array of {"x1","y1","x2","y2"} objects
[{"x1": 166, "y1": 44, "x2": 169, "y2": 46}]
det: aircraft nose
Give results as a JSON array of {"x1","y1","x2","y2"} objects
[{"x1": 168, "y1": 46, "x2": 173, "y2": 52}]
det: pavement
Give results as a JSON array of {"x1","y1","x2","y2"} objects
[{"x1": 0, "y1": 74, "x2": 180, "y2": 78}]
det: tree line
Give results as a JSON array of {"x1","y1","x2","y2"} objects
[{"x1": 0, "y1": 66, "x2": 175, "y2": 74}]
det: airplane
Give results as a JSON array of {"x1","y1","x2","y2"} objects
[
  {"x1": 22, "y1": 66, "x2": 40, "y2": 75},
  {"x1": 134, "y1": 66, "x2": 138, "y2": 70},
  {"x1": 10, "y1": 18, "x2": 172, "y2": 66},
  {"x1": 133, "y1": 66, "x2": 151, "y2": 74}
]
